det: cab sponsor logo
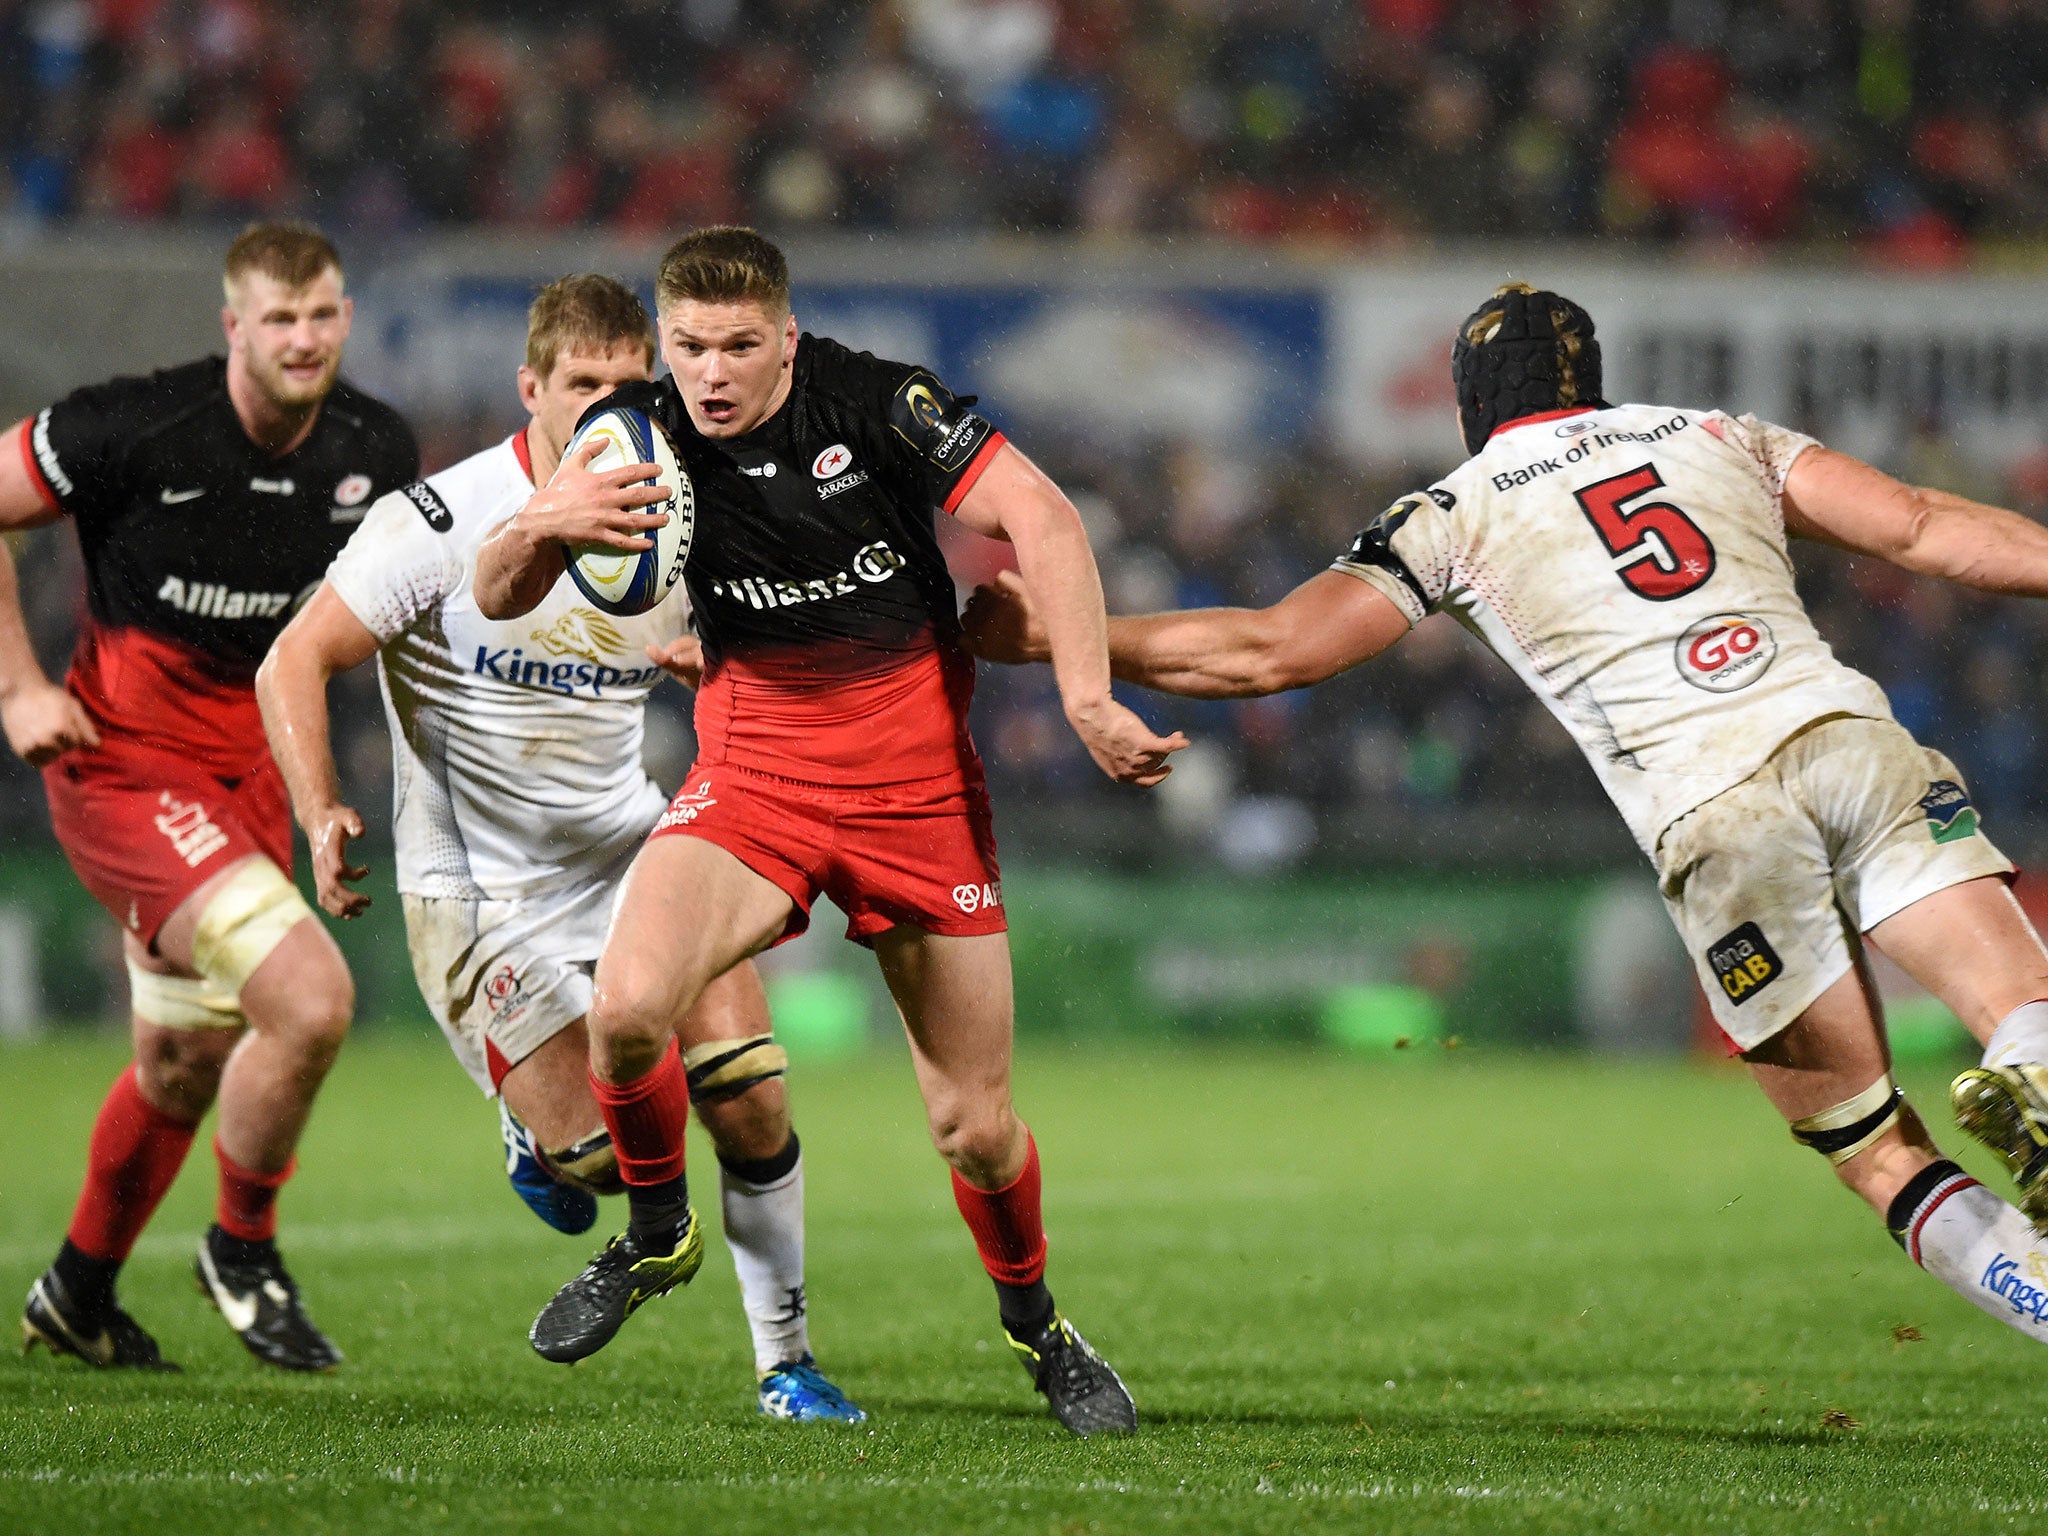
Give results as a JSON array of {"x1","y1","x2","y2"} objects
[
  {"x1": 1919, "y1": 779, "x2": 1980, "y2": 844},
  {"x1": 154, "y1": 791, "x2": 228, "y2": 868},
  {"x1": 707, "y1": 540, "x2": 907, "y2": 611},
  {"x1": 1707, "y1": 921, "x2": 1780, "y2": 1006},
  {"x1": 812, "y1": 444, "x2": 853, "y2": 479},
  {"x1": 1981, "y1": 1253, "x2": 2048, "y2": 1321},
  {"x1": 952, "y1": 880, "x2": 1003, "y2": 915},
  {"x1": 1676, "y1": 614, "x2": 1776, "y2": 693},
  {"x1": 156, "y1": 574, "x2": 292, "y2": 620}
]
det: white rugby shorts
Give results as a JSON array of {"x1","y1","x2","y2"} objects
[
  {"x1": 402, "y1": 852, "x2": 631, "y2": 1095},
  {"x1": 1655, "y1": 714, "x2": 2014, "y2": 1051}
]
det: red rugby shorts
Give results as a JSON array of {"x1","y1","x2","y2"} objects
[
  {"x1": 650, "y1": 763, "x2": 1006, "y2": 945},
  {"x1": 42, "y1": 744, "x2": 292, "y2": 945}
]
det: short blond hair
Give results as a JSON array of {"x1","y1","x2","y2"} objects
[
  {"x1": 222, "y1": 222, "x2": 341, "y2": 303},
  {"x1": 655, "y1": 226, "x2": 790, "y2": 316},
  {"x1": 525, "y1": 274, "x2": 657, "y2": 379}
]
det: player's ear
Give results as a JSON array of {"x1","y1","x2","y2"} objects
[{"x1": 516, "y1": 365, "x2": 541, "y2": 415}]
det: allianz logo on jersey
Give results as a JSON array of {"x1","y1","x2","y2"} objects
[
  {"x1": 156, "y1": 574, "x2": 293, "y2": 619},
  {"x1": 708, "y1": 539, "x2": 907, "y2": 612},
  {"x1": 471, "y1": 607, "x2": 663, "y2": 696}
]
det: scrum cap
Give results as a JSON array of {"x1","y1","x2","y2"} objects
[{"x1": 1451, "y1": 282, "x2": 1609, "y2": 455}]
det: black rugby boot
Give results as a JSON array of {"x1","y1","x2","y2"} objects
[
  {"x1": 529, "y1": 1207, "x2": 704, "y2": 1363},
  {"x1": 21, "y1": 1268, "x2": 178, "y2": 1370},
  {"x1": 195, "y1": 1226, "x2": 342, "y2": 1372},
  {"x1": 1005, "y1": 1311, "x2": 1137, "y2": 1438}
]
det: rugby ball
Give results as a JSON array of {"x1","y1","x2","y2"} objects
[{"x1": 562, "y1": 405, "x2": 695, "y2": 617}]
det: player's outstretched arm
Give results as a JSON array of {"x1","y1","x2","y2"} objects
[
  {"x1": 256, "y1": 585, "x2": 381, "y2": 918},
  {"x1": 965, "y1": 568, "x2": 1411, "y2": 699},
  {"x1": 1784, "y1": 447, "x2": 2048, "y2": 597},
  {"x1": 952, "y1": 444, "x2": 1188, "y2": 786},
  {"x1": 0, "y1": 418, "x2": 98, "y2": 765},
  {"x1": 475, "y1": 438, "x2": 669, "y2": 620}
]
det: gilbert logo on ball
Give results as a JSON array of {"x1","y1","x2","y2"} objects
[
  {"x1": 564, "y1": 406, "x2": 695, "y2": 617},
  {"x1": 1675, "y1": 614, "x2": 1775, "y2": 693}
]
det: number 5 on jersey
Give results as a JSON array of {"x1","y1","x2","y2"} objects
[{"x1": 1574, "y1": 463, "x2": 1716, "y2": 601}]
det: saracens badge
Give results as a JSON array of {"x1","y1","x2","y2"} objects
[
  {"x1": 1675, "y1": 614, "x2": 1776, "y2": 693},
  {"x1": 333, "y1": 473, "x2": 374, "y2": 507}
]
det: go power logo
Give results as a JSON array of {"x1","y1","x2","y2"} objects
[{"x1": 1676, "y1": 614, "x2": 1776, "y2": 693}]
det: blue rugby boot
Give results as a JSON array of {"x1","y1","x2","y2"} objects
[
  {"x1": 501, "y1": 1102, "x2": 598, "y2": 1236},
  {"x1": 759, "y1": 1354, "x2": 868, "y2": 1422}
]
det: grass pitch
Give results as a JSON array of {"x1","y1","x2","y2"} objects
[{"x1": 2, "y1": 1033, "x2": 2042, "y2": 1535}]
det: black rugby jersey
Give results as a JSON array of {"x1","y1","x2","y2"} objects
[
  {"x1": 594, "y1": 334, "x2": 1007, "y2": 786},
  {"x1": 606, "y1": 334, "x2": 1004, "y2": 674},
  {"x1": 27, "y1": 356, "x2": 419, "y2": 668}
]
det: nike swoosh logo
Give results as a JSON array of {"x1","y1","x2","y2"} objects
[
  {"x1": 160, "y1": 488, "x2": 205, "y2": 504},
  {"x1": 199, "y1": 1249, "x2": 260, "y2": 1332}
]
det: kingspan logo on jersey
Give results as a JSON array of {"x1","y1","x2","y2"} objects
[
  {"x1": 473, "y1": 606, "x2": 663, "y2": 697},
  {"x1": 1675, "y1": 614, "x2": 1776, "y2": 693},
  {"x1": 708, "y1": 540, "x2": 907, "y2": 612}
]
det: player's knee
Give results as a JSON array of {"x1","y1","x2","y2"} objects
[
  {"x1": 136, "y1": 1024, "x2": 236, "y2": 1118},
  {"x1": 928, "y1": 1098, "x2": 1017, "y2": 1180},
  {"x1": 588, "y1": 975, "x2": 683, "y2": 1063},
  {"x1": 191, "y1": 858, "x2": 341, "y2": 1048}
]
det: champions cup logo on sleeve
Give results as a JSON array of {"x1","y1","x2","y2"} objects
[
  {"x1": 1919, "y1": 780, "x2": 1980, "y2": 843},
  {"x1": 1707, "y1": 921, "x2": 1781, "y2": 1005},
  {"x1": 1675, "y1": 615, "x2": 1776, "y2": 693}
]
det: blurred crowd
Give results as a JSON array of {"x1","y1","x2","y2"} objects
[{"x1": 0, "y1": 0, "x2": 2043, "y2": 262}]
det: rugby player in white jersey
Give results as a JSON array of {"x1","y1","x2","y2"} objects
[
  {"x1": 256, "y1": 275, "x2": 862, "y2": 1420},
  {"x1": 968, "y1": 282, "x2": 2048, "y2": 1350}
]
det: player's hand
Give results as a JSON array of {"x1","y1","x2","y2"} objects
[
  {"x1": 647, "y1": 636, "x2": 705, "y2": 690},
  {"x1": 961, "y1": 571, "x2": 1049, "y2": 664},
  {"x1": 518, "y1": 438, "x2": 670, "y2": 552},
  {"x1": 1066, "y1": 693, "x2": 1189, "y2": 787},
  {"x1": 305, "y1": 802, "x2": 370, "y2": 919},
  {"x1": 0, "y1": 679, "x2": 99, "y2": 766}
]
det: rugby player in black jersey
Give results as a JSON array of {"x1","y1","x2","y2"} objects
[
  {"x1": 475, "y1": 226, "x2": 1182, "y2": 1436},
  {"x1": 1, "y1": 223, "x2": 418, "y2": 1372}
]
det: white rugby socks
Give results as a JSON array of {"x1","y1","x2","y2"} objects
[
  {"x1": 721, "y1": 1144, "x2": 810, "y2": 1374},
  {"x1": 1982, "y1": 999, "x2": 2048, "y2": 1069},
  {"x1": 1890, "y1": 1161, "x2": 2048, "y2": 1343}
]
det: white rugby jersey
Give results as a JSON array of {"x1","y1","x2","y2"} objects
[
  {"x1": 326, "y1": 432, "x2": 684, "y2": 900},
  {"x1": 1334, "y1": 403, "x2": 1894, "y2": 854}
]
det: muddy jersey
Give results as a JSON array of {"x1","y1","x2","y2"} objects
[
  {"x1": 25, "y1": 356, "x2": 418, "y2": 776},
  {"x1": 1333, "y1": 403, "x2": 1894, "y2": 854},
  {"x1": 600, "y1": 334, "x2": 1008, "y2": 787},
  {"x1": 326, "y1": 431, "x2": 686, "y2": 901}
]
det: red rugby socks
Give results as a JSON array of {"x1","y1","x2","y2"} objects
[
  {"x1": 214, "y1": 1142, "x2": 294, "y2": 1243},
  {"x1": 592, "y1": 1039, "x2": 694, "y2": 1242},
  {"x1": 952, "y1": 1130, "x2": 1048, "y2": 1287},
  {"x1": 64, "y1": 1064, "x2": 199, "y2": 1266}
]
